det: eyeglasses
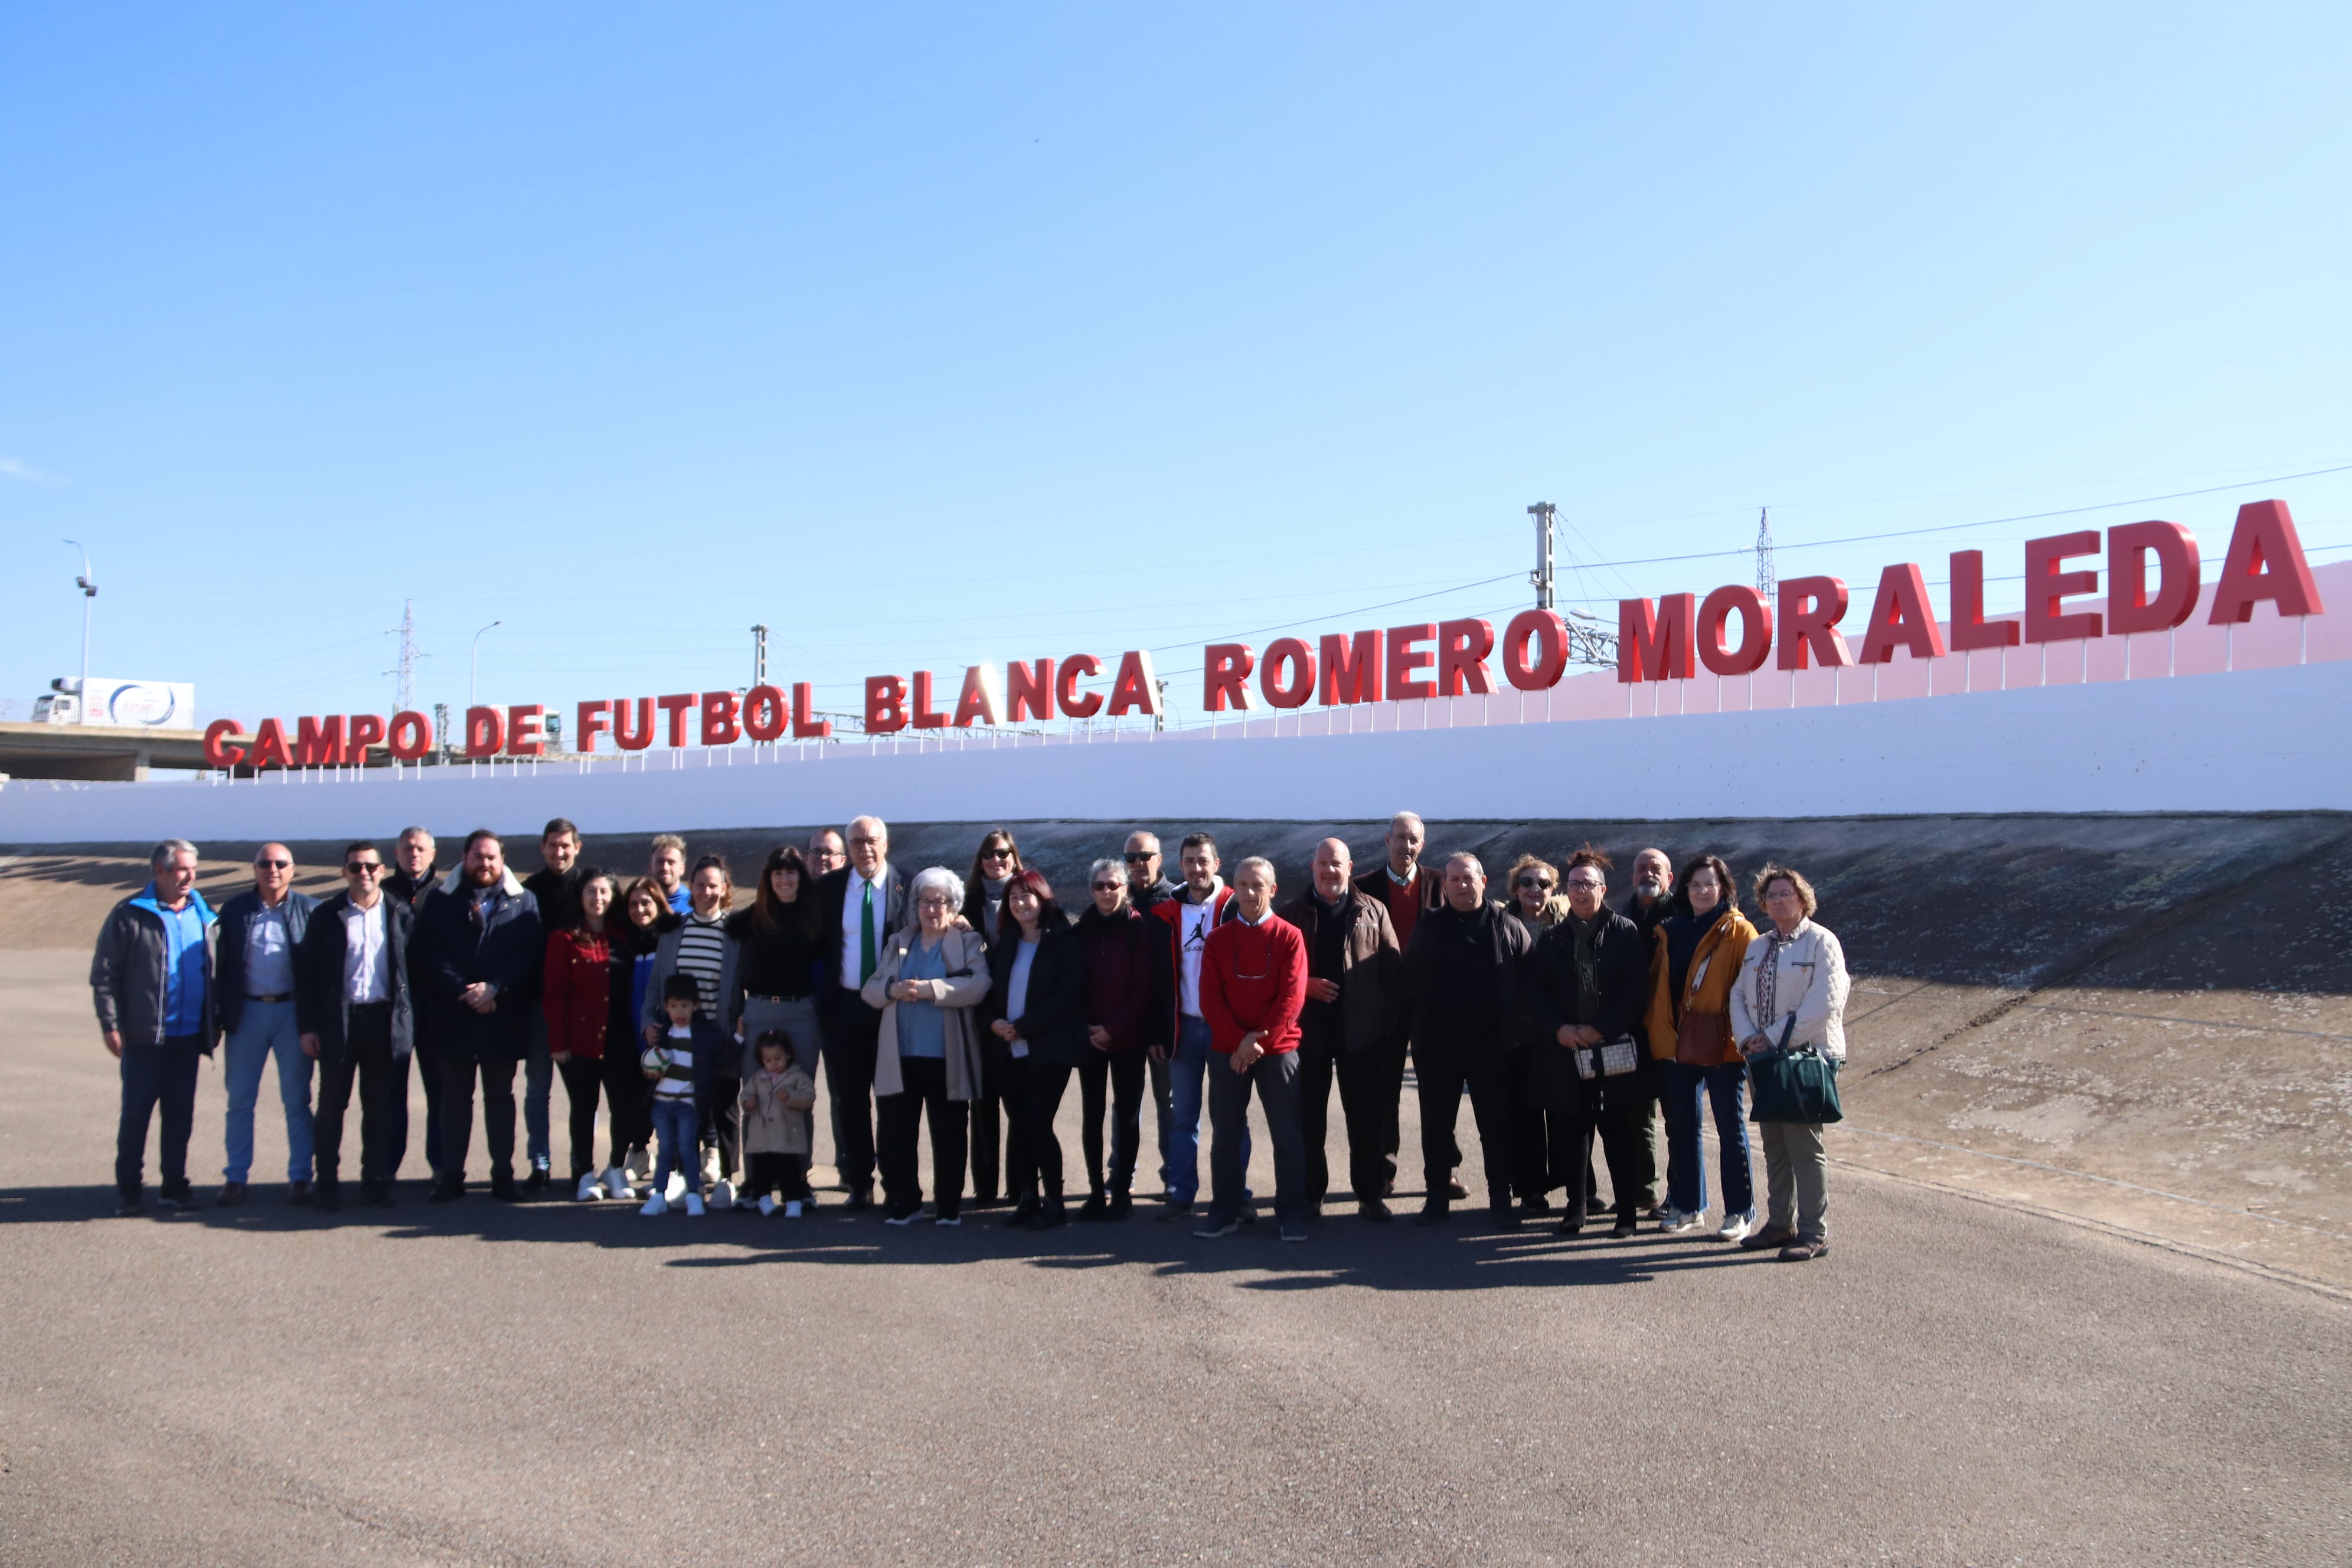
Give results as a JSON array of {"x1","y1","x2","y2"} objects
[
  {"x1": 1123, "y1": 852, "x2": 1155, "y2": 863},
  {"x1": 345, "y1": 862, "x2": 383, "y2": 875},
  {"x1": 979, "y1": 848, "x2": 1014, "y2": 863},
  {"x1": 1091, "y1": 881, "x2": 1123, "y2": 892},
  {"x1": 1564, "y1": 877, "x2": 1604, "y2": 890},
  {"x1": 1516, "y1": 876, "x2": 1554, "y2": 890},
  {"x1": 256, "y1": 858, "x2": 291, "y2": 870}
]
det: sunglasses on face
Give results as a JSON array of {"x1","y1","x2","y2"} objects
[
  {"x1": 345, "y1": 862, "x2": 383, "y2": 875},
  {"x1": 257, "y1": 858, "x2": 291, "y2": 870},
  {"x1": 1517, "y1": 876, "x2": 1553, "y2": 890},
  {"x1": 1091, "y1": 881, "x2": 1123, "y2": 892},
  {"x1": 979, "y1": 848, "x2": 1014, "y2": 862},
  {"x1": 1123, "y1": 852, "x2": 1155, "y2": 863}
]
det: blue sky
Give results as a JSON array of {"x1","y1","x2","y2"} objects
[{"x1": 4, "y1": 4, "x2": 2348, "y2": 732}]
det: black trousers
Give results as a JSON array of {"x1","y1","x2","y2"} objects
[
  {"x1": 1075, "y1": 1050, "x2": 1146, "y2": 1195},
  {"x1": 555, "y1": 1054, "x2": 606, "y2": 1179},
  {"x1": 315, "y1": 1005, "x2": 402, "y2": 1185},
  {"x1": 1508, "y1": 1044, "x2": 1578, "y2": 1200},
  {"x1": 989, "y1": 1041, "x2": 1037, "y2": 1201},
  {"x1": 439, "y1": 1054, "x2": 518, "y2": 1184},
  {"x1": 1551, "y1": 1076, "x2": 1657, "y2": 1224},
  {"x1": 876, "y1": 1055, "x2": 966, "y2": 1217},
  {"x1": 116, "y1": 1033, "x2": 205, "y2": 1198},
  {"x1": 1416, "y1": 1049, "x2": 1515, "y2": 1212},
  {"x1": 1148, "y1": 1051, "x2": 1172, "y2": 1188},
  {"x1": 820, "y1": 998, "x2": 881, "y2": 1190},
  {"x1": 1298, "y1": 1040, "x2": 1394, "y2": 1206},
  {"x1": 1021, "y1": 1060, "x2": 1080, "y2": 1199},
  {"x1": 409, "y1": 1033, "x2": 441, "y2": 1177},
  {"x1": 968, "y1": 1044, "x2": 1007, "y2": 1202},
  {"x1": 602, "y1": 1046, "x2": 651, "y2": 1159},
  {"x1": 745, "y1": 1151, "x2": 811, "y2": 1201},
  {"x1": 703, "y1": 1075, "x2": 741, "y2": 1180}
]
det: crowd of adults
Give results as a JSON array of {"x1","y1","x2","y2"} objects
[{"x1": 90, "y1": 812, "x2": 1849, "y2": 1260}]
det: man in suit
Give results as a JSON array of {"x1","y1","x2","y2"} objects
[
  {"x1": 384, "y1": 826, "x2": 442, "y2": 1178},
  {"x1": 814, "y1": 814, "x2": 903, "y2": 1210},
  {"x1": 211, "y1": 842, "x2": 321, "y2": 1207},
  {"x1": 295, "y1": 841, "x2": 414, "y2": 1212},
  {"x1": 416, "y1": 829, "x2": 543, "y2": 1202},
  {"x1": 1353, "y1": 811, "x2": 1458, "y2": 1201}
]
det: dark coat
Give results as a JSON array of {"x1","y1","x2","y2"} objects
[
  {"x1": 213, "y1": 888, "x2": 321, "y2": 1035},
  {"x1": 1403, "y1": 900, "x2": 1531, "y2": 1062},
  {"x1": 815, "y1": 863, "x2": 907, "y2": 1018},
  {"x1": 293, "y1": 892, "x2": 416, "y2": 1061},
  {"x1": 1074, "y1": 903, "x2": 1155, "y2": 1054},
  {"x1": 1523, "y1": 908, "x2": 1649, "y2": 1104},
  {"x1": 982, "y1": 916, "x2": 1092, "y2": 1067},
  {"x1": 1276, "y1": 886, "x2": 1404, "y2": 1054},
  {"x1": 89, "y1": 887, "x2": 220, "y2": 1050},
  {"x1": 417, "y1": 880, "x2": 544, "y2": 1061}
]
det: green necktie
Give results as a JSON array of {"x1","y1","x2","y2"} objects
[{"x1": 859, "y1": 880, "x2": 878, "y2": 984}]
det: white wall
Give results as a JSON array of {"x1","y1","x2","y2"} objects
[{"x1": 1, "y1": 658, "x2": 2344, "y2": 845}]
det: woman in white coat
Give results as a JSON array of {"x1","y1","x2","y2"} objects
[{"x1": 1729, "y1": 864, "x2": 1848, "y2": 1262}]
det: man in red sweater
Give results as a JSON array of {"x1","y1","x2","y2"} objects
[{"x1": 1195, "y1": 856, "x2": 1311, "y2": 1242}]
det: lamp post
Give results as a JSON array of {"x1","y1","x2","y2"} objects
[
  {"x1": 469, "y1": 620, "x2": 501, "y2": 707},
  {"x1": 63, "y1": 541, "x2": 95, "y2": 721}
]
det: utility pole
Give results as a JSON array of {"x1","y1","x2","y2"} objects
[
  {"x1": 388, "y1": 600, "x2": 422, "y2": 711},
  {"x1": 63, "y1": 541, "x2": 95, "y2": 720},
  {"x1": 433, "y1": 703, "x2": 451, "y2": 764},
  {"x1": 751, "y1": 624, "x2": 769, "y2": 687},
  {"x1": 1755, "y1": 507, "x2": 1777, "y2": 601},
  {"x1": 1527, "y1": 503, "x2": 1556, "y2": 610},
  {"x1": 469, "y1": 620, "x2": 500, "y2": 707}
]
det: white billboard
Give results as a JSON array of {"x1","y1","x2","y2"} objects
[{"x1": 45, "y1": 678, "x2": 198, "y2": 729}]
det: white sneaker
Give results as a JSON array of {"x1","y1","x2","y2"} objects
[
  {"x1": 639, "y1": 1193, "x2": 669, "y2": 1217},
  {"x1": 626, "y1": 1147, "x2": 651, "y2": 1182},
  {"x1": 1717, "y1": 1210, "x2": 1755, "y2": 1244},
  {"x1": 1660, "y1": 1207, "x2": 1703, "y2": 1235},
  {"x1": 702, "y1": 1148, "x2": 723, "y2": 1185},
  {"x1": 664, "y1": 1171, "x2": 687, "y2": 1203},
  {"x1": 783, "y1": 1200, "x2": 803, "y2": 1219},
  {"x1": 757, "y1": 1194, "x2": 778, "y2": 1217},
  {"x1": 603, "y1": 1167, "x2": 632, "y2": 1200},
  {"x1": 710, "y1": 1179, "x2": 736, "y2": 1211},
  {"x1": 576, "y1": 1173, "x2": 603, "y2": 1203},
  {"x1": 684, "y1": 1193, "x2": 706, "y2": 1217}
]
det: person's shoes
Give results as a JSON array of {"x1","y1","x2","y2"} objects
[
  {"x1": 1557, "y1": 1219, "x2": 1584, "y2": 1237},
  {"x1": 362, "y1": 1182, "x2": 395, "y2": 1208},
  {"x1": 625, "y1": 1146, "x2": 651, "y2": 1182},
  {"x1": 1489, "y1": 1206, "x2": 1521, "y2": 1230},
  {"x1": 783, "y1": 1200, "x2": 803, "y2": 1219},
  {"x1": 490, "y1": 1175, "x2": 520, "y2": 1201},
  {"x1": 115, "y1": 1191, "x2": 142, "y2": 1217},
  {"x1": 710, "y1": 1179, "x2": 737, "y2": 1211},
  {"x1": 1611, "y1": 1215, "x2": 1638, "y2": 1239},
  {"x1": 575, "y1": 1173, "x2": 603, "y2": 1202},
  {"x1": 1716, "y1": 1210, "x2": 1755, "y2": 1244},
  {"x1": 1779, "y1": 1235, "x2": 1829, "y2": 1262},
  {"x1": 1193, "y1": 1213, "x2": 1241, "y2": 1238},
  {"x1": 664, "y1": 1171, "x2": 689, "y2": 1203},
  {"x1": 1357, "y1": 1196, "x2": 1393, "y2": 1223},
  {"x1": 1159, "y1": 1198, "x2": 1194, "y2": 1222},
  {"x1": 883, "y1": 1207, "x2": 919, "y2": 1226},
  {"x1": 603, "y1": 1167, "x2": 633, "y2": 1200},
  {"x1": 1076, "y1": 1193, "x2": 1109, "y2": 1222},
  {"x1": 757, "y1": 1194, "x2": 779, "y2": 1217},
  {"x1": 428, "y1": 1178, "x2": 465, "y2": 1204},
  {"x1": 214, "y1": 1181, "x2": 248, "y2": 1207},
  {"x1": 285, "y1": 1178, "x2": 314, "y2": 1206},
  {"x1": 525, "y1": 1167, "x2": 550, "y2": 1194},
  {"x1": 1519, "y1": 1193, "x2": 1552, "y2": 1215},
  {"x1": 1446, "y1": 1177, "x2": 1469, "y2": 1201},
  {"x1": 156, "y1": 1184, "x2": 193, "y2": 1211},
  {"x1": 1002, "y1": 1198, "x2": 1040, "y2": 1229},
  {"x1": 1413, "y1": 1203, "x2": 1449, "y2": 1228},
  {"x1": 683, "y1": 1193, "x2": 707, "y2": 1217},
  {"x1": 1659, "y1": 1207, "x2": 1704, "y2": 1235},
  {"x1": 315, "y1": 1182, "x2": 344, "y2": 1214},
  {"x1": 1027, "y1": 1198, "x2": 1069, "y2": 1233},
  {"x1": 1106, "y1": 1190, "x2": 1133, "y2": 1221},
  {"x1": 1741, "y1": 1225, "x2": 1799, "y2": 1252},
  {"x1": 1641, "y1": 1200, "x2": 1667, "y2": 1222},
  {"x1": 639, "y1": 1193, "x2": 669, "y2": 1217},
  {"x1": 934, "y1": 1211, "x2": 962, "y2": 1227},
  {"x1": 842, "y1": 1185, "x2": 874, "y2": 1213},
  {"x1": 1279, "y1": 1218, "x2": 1308, "y2": 1243}
]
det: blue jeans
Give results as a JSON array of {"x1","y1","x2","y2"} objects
[
  {"x1": 649, "y1": 1099, "x2": 701, "y2": 1198},
  {"x1": 523, "y1": 1011, "x2": 553, "y2": 1170},
  {"x1": 1663, "y1": 1060, "x2": 1753, "y2": 1217},
  {"x1": 1165, "y1": 1015, "x2": 1249, "y2": 1206},
  {"x1": 223, "y1": 999, "x2": 314, "y2": 1184}
]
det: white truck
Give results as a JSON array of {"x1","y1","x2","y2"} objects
[{"x1": 31, "y1": 677, "x2": 197, "y2": 729}]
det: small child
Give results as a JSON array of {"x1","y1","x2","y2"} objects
[
  {"x1": 739, "y1": 1030, "x2": 819, "y2": 1217},
  {"x1": 640, "y1": 974, "x2": 719, "y2": 1218}
]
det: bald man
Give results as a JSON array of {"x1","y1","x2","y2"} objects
[
  {"x1": 214, "y1": 842, "x2": 323, "y2": 1206},
  {"x1": 1278, "y1": 838, "x2": 1404, "y2": 1220},
  {"x1": 815, "y1": 815, "x2": 905, "y2": 1209}
]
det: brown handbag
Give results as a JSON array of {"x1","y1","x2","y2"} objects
[{"x1": 1674, "y1": 1007, "x2": 1732, "y2": 1066}]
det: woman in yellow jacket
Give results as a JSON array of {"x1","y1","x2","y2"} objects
[{"x1": 1641, "y1": 854, "x2": 1760, "y2": 1242}]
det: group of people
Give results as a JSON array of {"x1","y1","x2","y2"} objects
[{"x1": 91, "y1": 811, "x2": 1848, "y2": 1260}]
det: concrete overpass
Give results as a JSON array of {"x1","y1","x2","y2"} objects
[{"x1": 0, "y1": 720, "x2": 216, "y2": 782}]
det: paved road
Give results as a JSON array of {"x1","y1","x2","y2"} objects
[{"x1": 2, "y1": 950, "x2": 2344, "y2": 1567}]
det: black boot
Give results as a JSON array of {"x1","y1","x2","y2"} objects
[
  {"x1": 313, "y1": 1180, "x2": 343, "y2": 1214},
  {"x1": 1413, "y1": 1201, "x2": 1450, "y2": 1228},
  {"x1": 1027, "y1": 1194, "x2": 1068, "y2": 1231},
  {"x1": 1077, "y1": 1191, "x2": 1109, "y2": 1221},
  {"x1": 1106, "y1": 1188, "x2": 1133, "y2": 1221},
  {"x1": 428, "y1": 1177, "x2": 465, "y2": 1204},
  {"x1": 1002, "y1": 1195, "x2": 1039, "y2": 1229}
]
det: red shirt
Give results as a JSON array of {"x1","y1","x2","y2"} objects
[{"x1": 1198, "y1": 913, "x2": 1308, "y2": 1056}]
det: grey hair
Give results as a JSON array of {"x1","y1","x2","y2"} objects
[
  {"x1": 150, "y1": 839, "x2": 197, "y2": 867},
  {"x1": 1388, "y1": 811, "x2": 1425, "y2": 834},
  {"x1": 397, "y1": 825, "x2": 434, "y2": 845},
  {"x1": 909, "y1": 865, "x2": 965, "y2": 912},
  {"x1": 1444, "y1": 851, "x2": 1485, "y2": 878},
  {"x1": 1234, "y1": 855, "x2": 1276, "y2": 883},
  {"x1": 1090, "y1": 857, "x2": 1130, "y2": 898}
]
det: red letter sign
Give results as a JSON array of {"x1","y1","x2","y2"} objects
[
  {"x1": 506, "y1": 704, "x2": 545, "y2": 757},
  {"x1": 1204, "y1": 643, "x2": 1255, "y2": 713},
  {"x1": 2024, "y1": 531, "x2": 2103, "y2": 643},
  {"x1": 865, "y1": 676, "x2": 908, "y2": 734},
  {"x1": 1856, "y1": 564, "x2": 1948, "y2": 665},
  {"x1": 741, "y1": 685, "x2": 788, "y2": 741},
  {"x1": 387, "y1": 710, "x2": 433, "y2": 761},
  {"x1": 1619, "y1": 595, "x2": 1696, "y2": 683},
  {"x1": 655, "y1": 692, "x2": 698, "y2": 746},
  {"x1": 1386, "y1": 625, "x2": 1436, "y2": 700},
  {"x1": 1948, "y1": 550, "x2": 2018, "y2": 651},
  {"x1": 2107, "y1": 522, "x2": 2201, "y2": 635},
  {"x1": 1501, "y1": 609, "x2": 1567, "y2": 691},
  {"x1": 1057, "y1": 655, "x2": 1105, "y2": 718},
  {"x1": 699, "y1": 691, "x2": 741, "y2": 746},
  {"x1": 953, "y1": 665, "x2": 1000, "y2": 727},
  {"x1": 1260, "y1": 638, "x2": 1315, "y2": 709},
  {"x1": 464, "y1": 706, "x2": 504, "y2": 757},
  {"x1": 1698, "y1": 586, "x2": 1773, "y2": 676},
  {"x1": 295, "y1": 714, "x2": 346, "y2": 766},
  {"x1": 1107, "y1": 651, "x2": 1162, "y2": 717},
  {"x1": 575, "y1": 700, "x2": 611, "y2": 754},
  {"x1": 1437, "y1": 618, "x2": 1497, "y2": 696},
  {"x1": 250, "y1": 718, "x2": 292, "y2": 770},
  {"x1": 792, "y1": 683, "x2": 831, "y2": 739},
  {"x1": 1006, "y1": 659, "x2": 1054, "y2": 723},
  {"x1": 342, "y1": 713, "x2": 386, "y2": 764},
  {"x1": 2209, "y1": 499, "x2": 2324, "y2": 623},
  {"x1": 1777, "y1": 577, "x2": 1853, "y2": 671},
  {"x1": 613, "y1": 697, "x2": 655, "y2": 751},
  {"x1": 1319, "y1": 631, "x2": 1382, "y2": 705},
  {"x1": 202, "y1": 718, "x2": 246, "y2": 768}
]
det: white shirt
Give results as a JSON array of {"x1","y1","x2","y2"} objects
[
  {"x1": 839, "y1": 863, "x2": 891, "y2": 991},
  {"x1": 1177, "y1": 878, "x2": 1225, "y2": 1017},
  {"x1": 340, "y1": 897, "x2": 391, "y2": 1004}
]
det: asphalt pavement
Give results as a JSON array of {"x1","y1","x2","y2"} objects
[{"x1": 2, "y1": 949, "x2": 2345, "y2": 1567}]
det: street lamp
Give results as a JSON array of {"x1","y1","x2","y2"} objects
[
  {"x1": 469, "y1": 620, "x2": 501, "y2": 707},
  {"x1": 63, "y1": 541, "x2": 95, "y2": 722}
]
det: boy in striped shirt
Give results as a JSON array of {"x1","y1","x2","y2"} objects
[{"x1": 640, "y1": 974, "x2": 717, "y2": 1217}]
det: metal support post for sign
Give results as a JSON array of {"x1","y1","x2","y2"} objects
[
  {"x1": 751, "y1": 624, "x2": 768, "y2": 687},
  {"x1": 1527, "y1": 502, "x2": 1556, "y2": 611}
]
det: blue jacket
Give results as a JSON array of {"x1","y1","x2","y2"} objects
[
  {"x1": 213, "y1": 888, "x2": 320, "y2": 1037},
  {"x1": 90, "y1": 884, "x2": 219, "y2": 1048},
  {"x1": 645, "y1": 1015, "x2": 724, "y2": 1117},
  {"x1": 417, "y1": 875, "x2": 544, "y2": 1061}
]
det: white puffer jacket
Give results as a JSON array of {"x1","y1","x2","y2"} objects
[{"x1": 1728, "y1": 918, "x2": 1849, "y2": 1061}]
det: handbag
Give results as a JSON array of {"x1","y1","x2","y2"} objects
[
  {"x1": 1746, "y1": 1016, "x2": 1844, "y2": 1124},
  {"x1": 1574, "y1": 1035, "x2": 1642, "y2": 1080},
  {"x1": 1674, "y1": 1008, "x2": 1732, "y2": 1067}
]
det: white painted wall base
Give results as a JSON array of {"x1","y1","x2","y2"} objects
[{"x1": 0, "y1": 658, "x2": 2343, "y2": 846}]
